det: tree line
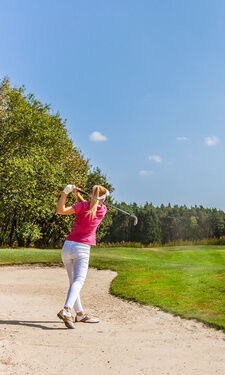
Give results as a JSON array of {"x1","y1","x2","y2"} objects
[
  {"x1": 105, "y1": 202, "x2": 225, "y2": 245},
  {"x1": 1, "y1": 78, "x2": 225, "y2": 248}
]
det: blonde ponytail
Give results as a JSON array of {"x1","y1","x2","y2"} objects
[{"x1": 86, "y1": 185, "x2": 107, "y2": 219}]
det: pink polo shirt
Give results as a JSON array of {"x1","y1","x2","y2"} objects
[{"x1": 66, "y1": 201, "x2": 107, "y2": 246}]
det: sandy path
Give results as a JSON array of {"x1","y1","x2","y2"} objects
[{"x1": 0, "y1": 266, "x2": 224, "y2": 375}]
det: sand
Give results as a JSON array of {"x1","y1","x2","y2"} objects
[{"x1": 0, "y1": 265, "x2": 224, "y2": 375}]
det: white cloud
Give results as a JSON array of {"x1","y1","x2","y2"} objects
[
  {"x1": 204, "y1": 136, "x2": 219, "y2": 146},
  {"x1": 148, "y1": 155, "x2": 162, "y2": 163},
  {"x1": 176, "y1": 136, "x2": 189, "y2": 141},
  {"x1": 139, "y1": 170, "x2": 153, "y2": 176},
  {"x1": 89, "y1": 131, "x2": 107, "y2": 142}
]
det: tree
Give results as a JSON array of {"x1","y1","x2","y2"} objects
[
  {"x1": 106, "y1": 202, "x2": 132, "y2": 243},
  {"x1": 0, "y1": 78, "x2": 88, "y2": 247},
  {"x1": 132, "y1": 203, "x2": 161, "y2": 244}
]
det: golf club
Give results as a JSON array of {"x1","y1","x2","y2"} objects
[{"x1": 76, "y1": 188, "x2": 138, "y2": 226}]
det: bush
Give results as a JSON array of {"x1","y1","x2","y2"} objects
[
  {"x1": 96, "y1": 238, "x2": 225, "y2": 248},
  {"x1": 15, "y1": 222, "x2": 42, "y2": 247},
  {"x1": 96, "y1": 241, "x2": 145, "y2": 248}
]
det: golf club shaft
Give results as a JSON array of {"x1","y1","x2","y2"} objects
[{"x1": 76, "y1": 188, "x2": 137, "y2": 223}]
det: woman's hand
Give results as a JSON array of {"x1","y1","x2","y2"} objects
[
  {"x1": 63, "y1": 184, "x2": 76, "y2": 195},
  {"x1": 56, "y1": 185, "x2": 77, "y2": 215},
  {"x1": 73, "y1": 188, "x2": 86, "y2": 202}
]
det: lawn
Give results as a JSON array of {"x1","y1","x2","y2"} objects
[
  {"x1": 0, "y1": 248, "x2": 62, "y2": 265},
  {"x1": 0, "y1": 245, "x2": 225, "y2": 330}
]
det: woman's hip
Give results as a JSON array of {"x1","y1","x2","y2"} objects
[{"x1": 62, "y1": 240, "x2": 90, "y2": 261}]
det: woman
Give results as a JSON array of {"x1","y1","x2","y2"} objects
[{"x1": 56, "y1": 184, "x2": 109, "y2": 329}]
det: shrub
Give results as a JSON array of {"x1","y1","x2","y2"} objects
[{"x1": 15, "y1": 222, "x2": 42, "y2": 247}]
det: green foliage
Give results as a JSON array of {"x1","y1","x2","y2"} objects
[
  {"x1": 15, "y1": 222, "x2": 42, "y2": 247},
  {"x1": 105, "y1": 202, "x2": 133, "y2": 243},
  {"x1": 0, "y1": 77, "x2": 88, "y2": 247},
  {"x1": 96, "y1": 241, "x2": 145, "y2": 248},
  {"x1": 85, "y1": 166, "x2": 114, "y2": 193},
  {"x1": 106, "y1": 202, "x2": 225, "y2": 245}
]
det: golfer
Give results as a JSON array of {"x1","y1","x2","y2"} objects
[{"x1": 56, "y1": 184, "x2": 109, "y2": 329}]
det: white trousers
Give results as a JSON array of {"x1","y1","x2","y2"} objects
[{"x1": 61, "y1": 240, "x2": 90, "y2": 312}]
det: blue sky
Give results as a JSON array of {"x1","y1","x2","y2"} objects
[{"x1": 1, "y1": 0, "x2": 225, "y2": 208}]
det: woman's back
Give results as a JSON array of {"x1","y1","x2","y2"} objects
[{"x1": 66, "y1": 201, "x2": 107, "y2": 245}]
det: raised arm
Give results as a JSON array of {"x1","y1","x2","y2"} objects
[
  {"x1": 74, "y1": 190, "x2": 86, "y2": 203},
  {"x1": 56, "y1": 185, "x2": 76, "y2": 215}
]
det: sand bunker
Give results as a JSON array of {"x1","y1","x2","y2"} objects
[{"x1": 0, "y1": 266, "x2": 224, "y2": 375}]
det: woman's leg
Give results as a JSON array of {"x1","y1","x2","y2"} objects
[
  {"x1": 74, "y1": 295, "x2": 83, "y2": 314},
  {"x1": 59, "y1": 241, "x2": 77, "y2": 328},
  {"x1": 60, "y1": 242, "x2": 98, "y2": 325},
  {"x1": 64, "y1": 260, "x2": 84, "y2": 313},
  {"x1": 64, "y1": 244, "x2": 90, "y2": 310}
]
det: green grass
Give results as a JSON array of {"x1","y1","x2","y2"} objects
[
  {"x1": 0, "y1": 248, "x2": 62, "y2": 265},
  {"x1": 1, "y1": 245, "x2": 225, "y2": 331}
]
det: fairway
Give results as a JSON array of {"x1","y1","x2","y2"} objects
[{"x1": 1, "y1": 245, "x2": 225, "y2": 330}]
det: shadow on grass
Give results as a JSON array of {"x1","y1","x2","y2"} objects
[{"x1": 0, "y1": 320, "x2": 68, "y2": 330}]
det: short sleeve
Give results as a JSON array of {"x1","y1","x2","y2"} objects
[{"x1": 73, "y1": 202, "x2": 84, "y2": 214}]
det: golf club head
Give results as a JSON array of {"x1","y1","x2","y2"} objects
[{"x1": 131, "y1": 215, "x2": 138, "y2": 226}]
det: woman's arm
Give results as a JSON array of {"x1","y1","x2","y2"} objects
[
  {"x1": 56, "y1": 192, "x2": 75, "y2": 215},
  {"x1": 74, "y1": 190, "x2": 86, "y2": 203}
]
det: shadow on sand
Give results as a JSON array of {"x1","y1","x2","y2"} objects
[{"x1": 0, "y1": 319, "x2": 68, "y2": 330}]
